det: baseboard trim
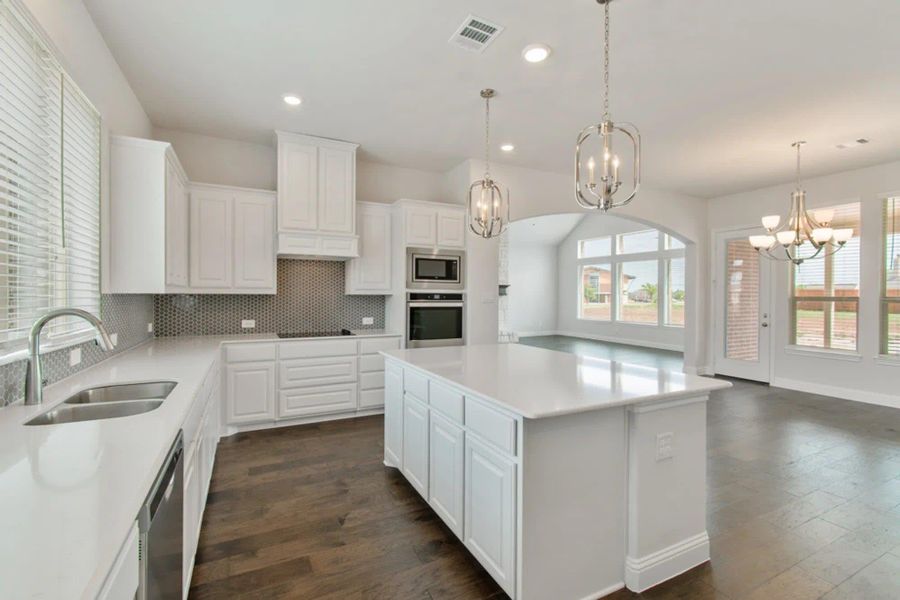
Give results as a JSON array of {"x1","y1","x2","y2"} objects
[
  {"x1": 512, "y1": 330, "x2": 559, "y2": 338},
  {"x1": 554, "y1": 330, "x2": 685, "y2": 353},
  {"x1": 223, "y1": 407, "x2": 385, "y2": 437},
  {"x1": 625, "y1": 531, "x2": 709, "y2": 592},
  {"x1": 770, "y1": 376, "x2": 900, "y2": 410},
  {"x1": 577, "y1": 581, "x2": 625, "y2": 600}
]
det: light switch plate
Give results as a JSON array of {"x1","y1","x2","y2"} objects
[
  {"x1": 656, "y1": 432, "x2": 674, "y2": 461},
  {"x1": 147, "y1": 322, "x2": 153, "y2": 333},
  {"x1": 109, "y1": 333, "x2": 118, "y2": 348},
  {"x1": 69, "y1": 347, "x2": 82, "y2": 367},
  {"x1": 241, "y1": 319, "x2": 256, "y2": 329},
  {"x1": 362, "y1": 317, "x2": 374, "y2": 325}
]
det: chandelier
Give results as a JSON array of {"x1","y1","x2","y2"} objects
[
  {"x1": 468, "y1": 88, "x2": 510, "y2": 239},
  {"x1": 748, "y1": 141, "x2": 853, "y2": 265},
  {"x1": 575, "y1": 0, "x2": 641, "y2": 212}
]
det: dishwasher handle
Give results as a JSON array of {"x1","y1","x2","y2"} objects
[{"x1": 141, "y1": 432, "x2": 184, "y2": 529}]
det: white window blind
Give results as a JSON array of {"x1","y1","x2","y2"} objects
[
  {"x1": 883, "y1": 197, "x2": 899, "y2": 355},
  {"x1": 0, "y1": 0, "x2": 101, "y2": 354}
]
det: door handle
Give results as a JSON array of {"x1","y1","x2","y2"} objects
[{"x1": 761, "y1": 322, "x2": 768, "y2": 328}]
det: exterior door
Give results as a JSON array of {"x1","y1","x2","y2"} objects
[{"x1": 714, "y1": 228, "x2": 771, "y2": 381}]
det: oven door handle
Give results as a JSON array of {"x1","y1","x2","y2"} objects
[{"x1": 407, "y1": 302, "x2": 464, "y2": 308}]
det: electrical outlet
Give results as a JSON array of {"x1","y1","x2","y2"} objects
[
  {"x1": 69, "y1": 347, "x2": 82, "y2": 367},
  {"x1": 147, "y1": 322, "x2": 154, "y2": 333},
  {"x1": 109, "y1": 333, "x2": 118, "y2": 348},
  {"x1": 656, "y1": 432, "x2": 674, "y2": 461},
  {"x1": 362, "y1": 317, "x2": 374, "y2": 326},
  {"x1": 241, "y1": 319, "x2": 256, "y2": 329}
]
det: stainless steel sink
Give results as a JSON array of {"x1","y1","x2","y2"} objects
[
  {"x1": 25, "y1": 399, "x2": 163, "y2": 426},
  {"x1": 63, "y1": 381, "x2": 176, "y2": 405}
]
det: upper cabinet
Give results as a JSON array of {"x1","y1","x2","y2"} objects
[
  {"x1": 276, "y1": 131, "x2": 359, "y2": 259},
  {"x1": 396, "y1": 200, "x2": 466, "y2": 249},
  {"x1": 108, "y1": 136, "x2": 190, "y2": 294},
  {"x1": 346, "y1": 202, "x2": 392, "y2": 295}
]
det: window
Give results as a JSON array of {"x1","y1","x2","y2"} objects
[
  {"x1": 883, "y1": 197, "x2": 900, "y2": 355},
  {"x1": 790, "y1": 203, "x2": 860, "y2": 351},
  {"x1": 579, "y1": 264, "x2": 612, "y2": 320},
  {"x1": 578, "y1": 236, "x2": 611, "y2": 258},
  {"x1": 0, "y1": 1, "x2": 101, "y2": 354},
  {"x1": 576, "y1": 228, "x2": 686, "y2": 326}
]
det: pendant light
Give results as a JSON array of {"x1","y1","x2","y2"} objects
[
  {"x1": 748, "y1": 141, "x2": 853, "y2": 265},
  {"x1": 468, "y1": 89, "x2": 510, "y2": 239},
  {"x1": 575, "y1": 0, "x2": 641, "y2": 212}
]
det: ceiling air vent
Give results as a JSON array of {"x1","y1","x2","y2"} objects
[{"x1": 449, "y1": 15, "x2": 504, "y2": 53}]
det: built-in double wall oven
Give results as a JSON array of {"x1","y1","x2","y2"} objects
[
  {"x1": 407, "y1": 247, "x2": 465, "y2": 290},
  {"x1": 407, "y1": 293, "x2": 465, "y2": 348}
]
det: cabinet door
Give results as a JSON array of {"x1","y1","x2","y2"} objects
[
  {"x1": 402, "y1": 394, "x2": 429, "y2": 497},
  {"x1": 233, "y1": 192, "x2": 275, "y2": 289},
  {"x1": 225, "y1": 361, "x2": 275, "y2": 424},
  {"x1": 278, "y1": 383, "x2": 357, "y2": 418},
  {"x1": 165, "y1": 159, "x2": 189, "y2": 287},
  {"x1": 437, "y1": 208, "x2": 466, "y2": 248},
  {"x1": 183, "y1": 449, "x2": 201, "y2": 588},
  {"x1": 278, "y1": 141, "x2": 318, "y2": 231},
  {"x1": 384, "y1": 362, "x2": 403, "y2": 468},
  {"x1": 464, "y1": 436, "x2": 516, "y2": 596},
  {"x1": 190, "y1": 188, "x2": 233, "y2": 288},
  {"x1": 404, "y1": 206, "x2": 437, "y2": 246},
  {"x1": 347, "y1": 204, "x2": 391, "y2": 293},
  {"x1": 317, "y1": 147, "x2": 354, "y2": 233},
  {"x1": 429, "y1": 412, "x2": 465, "y2": 536}
]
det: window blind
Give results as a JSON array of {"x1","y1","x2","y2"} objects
[
  {"x1": 0, "y1": 0, "x2": 101, "y2": 353},
  {"x1": 883, "y1": 197, "x2": 899, "y2": 355}
]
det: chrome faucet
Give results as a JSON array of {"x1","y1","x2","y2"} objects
[{"x1": 24, "y1": 308, "x2": 114, "y2": 406}]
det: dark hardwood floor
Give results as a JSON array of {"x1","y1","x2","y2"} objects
[{"x1": 190, "y1": 371, "x2": 900, "y2": 599}]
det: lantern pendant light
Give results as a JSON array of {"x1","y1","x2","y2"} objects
[
  {"x1": 575, "y1": 0, "x2": 641, "y2": 212},
  {"x1": 468, "y1": 89, "x2": 510, "y2": 239}
]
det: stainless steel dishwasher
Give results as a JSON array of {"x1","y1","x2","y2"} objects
[{"x1": 138, "y1": 432, "x2": 184, "y2": 599}]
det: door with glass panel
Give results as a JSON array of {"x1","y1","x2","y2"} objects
[{"x1": 714, "y1": 229, "x2": 771, "y2": 381}]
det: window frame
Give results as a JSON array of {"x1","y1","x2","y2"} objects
[{"x1": 882, "y1": 196, "x2": 900, "y2": 357}]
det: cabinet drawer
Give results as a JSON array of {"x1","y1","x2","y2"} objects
[
  {"x1": 278, "y1": 383, "x2": 357, "y2": 418},
  {"x1": 225, "y1": 343, "x2": 277, "y2": 363},
  {"x1": 359, "y1": 337, "x2": 401, "y2": 355},
  {"x1": 359, "y1": 388, "x2": 384, "y2": 409},
  {"x1": 280, "y1": 338, "x2": 358, "y2": 359},
  {"x1": 465, "y1": 397, "x2": 517, "y2": 456},
  {"x1": 359, "y1": 353, "x2": 385, "y2": 373},
  {"x1": 279, "y1": 356, "x2": 357, "y2": 388},
  {"x1": 359, "y1": 371, "x2": 384, "y2": 391},
  {"x1": 404, "y1": 368, "x2": 429, "y2": 402},
  {"x1": 430, "y1": 381, "x2": 464, "y2": 424}
]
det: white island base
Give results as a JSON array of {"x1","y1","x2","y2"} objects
[{"x1": 381, "y1": 344, "x2": 731, "y2": 600}]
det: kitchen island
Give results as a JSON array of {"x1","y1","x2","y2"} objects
[{"x1": 381, "y1": 343, "x2": 731, "y2": 600}]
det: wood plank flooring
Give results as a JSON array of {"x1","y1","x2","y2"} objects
[{"x1": 190, "y1": 371, "x2": 900, "y2": 599}]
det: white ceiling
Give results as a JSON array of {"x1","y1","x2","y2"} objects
[
  {"x1": 508, "y1": 214, "x2": 584, "y2": 246},
  {"x1": 83, "y1": 0, "x2": 900, "y2": 198}
]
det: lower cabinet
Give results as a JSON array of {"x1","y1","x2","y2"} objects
[
  {"x1": 383, "y1": 362, "x2": 403, "y2": 467},
  {"x1": 464, "y1": 435, "x2": 517, "y2": 596},
  {"x1": 402, "y1": 394, "x2": 430, "y2": 497},
  {"x1": 97, "y1": 522, "x2": 139, "y2": 600},
  {"x1": 429, "y1": 411, "x2": 464, "y2": 537},
  {"x1": 225, "y1": 361, "x2": 276, "y2": 424},
  {"x1": 278, "y1": 383, "x2": 357, "y2": 418}
]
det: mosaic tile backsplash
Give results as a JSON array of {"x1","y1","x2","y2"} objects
[
  {"x1": 153, "y1": 260, "x2": 386, "y2": 336},
  {"x1": 0, "y1": 294, "x2": 154, "y2": 407}
]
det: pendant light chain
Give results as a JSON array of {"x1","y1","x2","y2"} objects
[
  {"x1": 484, "y1": 92, "x2": 491, "y2": 178},
  {"x1": 603, "y1": 0, "x2": 610, "y2": 121}
]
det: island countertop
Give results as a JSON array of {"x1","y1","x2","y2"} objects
[{"x1": 382, "y1": 343, "x2": 731, "y2": 419}]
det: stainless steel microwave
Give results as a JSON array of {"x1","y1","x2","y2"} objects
[{"x1": 407, "y1": 247, "x2": 465, "y2": 290}]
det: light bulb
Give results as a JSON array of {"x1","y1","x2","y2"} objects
[
  {"x1": 282, "y1": 94, "x2": 302, "y2": 106},
  {"x1": 811, "y1": 227, "x2": 833, "y2": 243},
  {"x1": 813, "y1": 209, "x2": 835, "y2": 225},
  {"x1": 749, "y1": 235, "x2": 774, "y2": 249},
  {"x1": 521, "y1": 44, "x2": 552, "y2": 63},
  {"x1": 761, "y1": 215, "x2": 781, "y2": 230},
  {"x1": 776, "y1": 231, "x2": 797, "y2": 246},
  {"x1": 832, "y1": 228, "x2": 853, "y2": 243}
]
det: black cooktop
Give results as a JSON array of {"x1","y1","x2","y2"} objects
[{"x1": 276, "y1": 329, "x2": 354, "y2": 339}]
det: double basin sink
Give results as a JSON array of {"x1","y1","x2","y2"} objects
[{"x1": 25, "y1": 381, "x2": 177, "y2": 426}]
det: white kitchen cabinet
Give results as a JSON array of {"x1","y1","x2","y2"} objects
[
  {"x1": 464, "y1": 435, "x2": 516, "y2": 596},
  {"x1": 97, "y1": 523, "x2": 139, "y2": 600},
  {"x1": 429, "y1": 411, "x2": 465, "y2": 537},
  {"x1": 278, "y1": 383, "x2": 358, "y2": 418},
  {"x1": 190, "y1": 186, "x2": 233, "y2": 288},
  {"x1": 345, "y1": 202, "x2": 392, "y2": 294},
  {"x1": 396, "y1": 200, "x2": 466, "y2": 249},
  {"x1": 402, "y1": 393, "x2": 430, "y2": 498},
  {"x1": 276, "y1": 131, "x2": 359, "y2": 258},
  {"x1": 233, "y1": 192, "x2": 276, "y2": 289},
  {"x1": 225, "y1": 361, "x2": 276, "y2": 424},
  {"x1": 108, "y1": 136, "x2": 190, "y2": 293},
  {"x1": 384, "y1": 361, "x2": 403, "y2": 467}
]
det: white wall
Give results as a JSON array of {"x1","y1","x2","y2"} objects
[
  {"x1": 556, "y1": 215, "x2": 686, "y2": 351},
  {"x1": 506, "y1": 244, "x2": 558, "y2": 335},
  {"x1": 709, "y1": 159, "x2": 900, "y2": 408}
]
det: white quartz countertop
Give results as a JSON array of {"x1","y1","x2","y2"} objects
[
  {"x1": 0, "y1": 331, "x2": 400, "y2": 600},
  {"x1": 382, "y1": 344, "x2": 731, "y2": 419}
]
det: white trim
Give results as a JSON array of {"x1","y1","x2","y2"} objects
[
  {"x1": 554, "y1": 330, "x2": 684, "y2": 352},
  {"x1": 874, "y1": 354, "x2": 900, "y2": 367},
  {"x1": 222, "y1": 407, "x2": 384, "y2": 437},
  {"x1": 576, "y1": 582, "x2": 625, "y2": 600},
  {"x1": 783, "y1": 345, "x2": 863, "y2": 362},
  {"x1": 624, "y1": 531, "x2": 710, "y2": 592},
  {"x1": 770, "y1": 376, "x2": 900, "y2": 410},
  {"x1": 629, "y1": 393, "x2": 710, "y2": 414},
  {"x1": 684, "y1": 364, "x2": 715, "y2": 376},
  {"x1": 511, "y1": 330, "x2": 559, "y2": 338},
  {"x1": 274, "y1": 129, "x2": 359, "y2": 151}
]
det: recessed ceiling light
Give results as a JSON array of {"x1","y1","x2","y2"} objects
[
  {"x1": 282, "y1": 94, "x2": 302, "y2": 106},
  {"x1": 522, "y1": 43, "x2": 551, "y2": 63},
  {"x1": 500, "y1": 143, "x2": 515, "y2": 152}
]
